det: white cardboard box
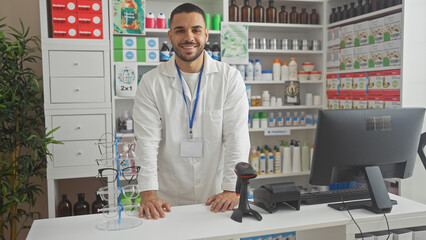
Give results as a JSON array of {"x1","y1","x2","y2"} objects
[
  {"x1": 340, "y1": 47, "x2": 354, "y2": 70},
  {"x1": 354, "y1": 21, "x2": 369, "y2": 46},
  {"x1": 369, "y1": 17, "x2": 385, "y2": 44},
  {"x1": 383, "y1": 39, "x2": 402, "y2": 67},
  {"x1": 340, "y1": 24, "x2": 354, "y2": 48},
  {"x1": 369, "y1": 43, "x2": 384, "y2": 68},
  {"x1": 384, "y1": 12, "x2": 402, "y2": 41},
  {"x1": 354, "y1": 45, "x2": 369, "y2": 69}
]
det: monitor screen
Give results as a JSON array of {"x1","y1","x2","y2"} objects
[{"x1": 309, "y1": 108, "x2": 425, "y2": 213}]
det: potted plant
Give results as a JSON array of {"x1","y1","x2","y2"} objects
[{"x1": 0, "y1": 17, "x2": 61, "y2": 240}]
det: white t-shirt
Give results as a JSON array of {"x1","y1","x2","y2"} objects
[{"x1": 180, "y1": 71, "x2": 199, "y2": 97}]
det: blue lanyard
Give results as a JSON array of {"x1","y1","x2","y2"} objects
[{"x1": 175, "y1": 60, "x2": 204, "y2": 139}]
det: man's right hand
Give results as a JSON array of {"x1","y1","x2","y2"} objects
[{"x1": 139, "y1": 190, "x2": 171, "y2": 220}]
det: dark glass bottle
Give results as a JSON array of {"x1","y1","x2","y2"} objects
[
  {"x1": 330, "y1": 8, "x2": 336, "y2": 24},
  {"x1": 342, "y1": 4, "x2": 350, "y2": 20},
  {"x1": 253, "y1": 0, "x2": 264, "y2": 22},
  {"x1": 394, "y1": 0, "x2": 402, "y2": 5},
  {"x1": 278, "y1": 6, "x2": 288, "y2": 23},
  {"x1": 363, "y1": 0, "x2": 371, "y2": 14},
  {"x1": 74, "y1": 193, "x2": 90, "y2": 216},
  {"x1": 349, "y1": 2, "x2": 356, "y2": 18},
  {"x1": 310, "y1": 9, "x2": 319, "y2": 24},
  {"x1": 357, "y1": 0, "x2": 364, "y2": 16},
  {"x1": 370, "y1": 0, "x2": 381, "y2": 11},
  {"x1": 204, "y1": 42, "x2": 212, "y2": 57},
  {"x1": 384, "y1": 0, "x2": 394, "y2": 8},
  {"x1": 229, "y1": 0, "x2": 239, "y2": 22},
  {"x1": 241, "y1": 0, "x2": 252, "y2": 22},
  {"x1": 92, "y1": 194, "x2": 107, "y2": 214},
  {"x1": 289, "y1": 6, "x2": 299, "y2": 24},
  {"x1": 299, "y1": 8, "x2": 308, "y2": 24},
  {"x1": 266, "y1": 0, "x2": 277, "y2": 23},
  {"x1": 336, "y1": 6, "x2": 343, "y2": 22},
  {"x1": 58, "y1": 194, "x2": 72, "y2": 217}
]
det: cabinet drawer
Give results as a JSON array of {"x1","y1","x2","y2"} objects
[
  {"x1": 49, "y1": 51, "x2": 104, "y2": 77},
  {"x1": 52, "y1": 114, "x2": 106, "y2": 141},
  {"x1": 52, "y1": 140, "x2": 99, "y2": 167},
  {"x1": 50, "y1": 77, "x2": 105, "y2": 103}
]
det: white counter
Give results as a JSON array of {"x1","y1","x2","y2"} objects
[{"x1": 27, "y1": 194, "x2": 426, "y2": 240}]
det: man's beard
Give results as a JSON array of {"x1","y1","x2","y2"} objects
[{"x1": 173, "y1": 41, "x2": 205, "y2": 62}]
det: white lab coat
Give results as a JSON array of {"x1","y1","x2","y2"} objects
[{"x1": 133, "y1": 52, "x2": 250, "y2": 206}]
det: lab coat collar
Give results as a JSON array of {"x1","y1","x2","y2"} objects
[{"x1": 159, "y1": 51, "x2": 219, "y2": 100}]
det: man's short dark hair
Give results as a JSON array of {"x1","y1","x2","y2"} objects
[{"x1": 170, "y1": 3, "x2": 206, "y2": 27}]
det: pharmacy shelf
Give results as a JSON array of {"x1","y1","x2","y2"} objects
[
  {"x1": 246, "y1": 22, "x2": 323, "y2": 33},
  {"x1": 249, "y1": 126, "x2": 316, "y2": 133},
  {"x1": 327, "y1": 66, "x2": 401, "y2": 74},
  {"x1": 327, "y1": 4, "x2": 403, "y2": 28},
  {"x1": 245, "y1": 80, "x2": 323, "y2": 84},
  {"x1": 143, "y1": 29, "x2": 221, "y2": 35},
  {"x1": 113, "y1": 62, "x2": 160, "y2": 67},
  {"x1": 256, "y1": 171, "x2": 311, "y2": 180},
  {"x1": 248, "y1": 49, "x2": 323, "y2": 55},
  {"x1": 250, "y1": 105, "x2": 322, "y2": 111},
  {"x1": 114, "y1": 96, "x2": 135, "y2": 100}
]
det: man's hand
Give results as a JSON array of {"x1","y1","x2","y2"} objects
[
  {"x1": 205, "y1": 191, "x2": 239, "y2": 213},
  {"x1": 139, "y1": 190, "x2": 171, "y2": 220}
]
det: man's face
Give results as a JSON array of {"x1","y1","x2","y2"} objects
[{"x1": 168, "y1": 12, "x2": 208, "y2": 63}]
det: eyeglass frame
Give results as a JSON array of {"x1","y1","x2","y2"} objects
[{"x1": 96, "y1": 166, "x2": 141, "y2": 185}]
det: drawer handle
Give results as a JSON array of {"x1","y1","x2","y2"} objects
[
  {"x1": 76, "y1": 126, "x2": 81, "y2": 130},
  {"x1": 77, "y1": 151, "x2": 83, "y2": 156},
  {"x1": 75, "y1": 88, "x2": 80, "y2": 92},
  {"x1": 73, "y1": 61, "x2": 79, "y2": 66}
]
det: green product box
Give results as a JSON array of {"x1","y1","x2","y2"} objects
[{"x1": 114, "y1": 49, "x2": 147, "y2": 62}]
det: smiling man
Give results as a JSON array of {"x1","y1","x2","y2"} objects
[{"x1": 133, "y1": 3, "x2": 250, "y2": 220}]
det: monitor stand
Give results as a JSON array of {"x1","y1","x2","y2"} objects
[{"x1": 328, "y1": 166, "x2": 397, "y2": 214}]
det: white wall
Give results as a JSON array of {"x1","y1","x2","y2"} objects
[{"x1": 400, "y1": 0, "x2": 426, "y2": 203}]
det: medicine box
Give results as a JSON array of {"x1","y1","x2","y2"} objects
[
  {"x1": 51, "y1": 0, "x2": 77, "y2": 13},
  {"x1": 368, "y1": 71, "x2": 384, "y2": 96},
  {"x1": 369, "y1": 43, "x2": 384, "y2": 68},
  {"x1": 326, "y1": 74, "x2": 339, "y2": 95},
  {"x1": 369, "y1": 17, "x2": 385, "y2": 44},
  {"x1": 327, "y1": 48, "x2": 333, "y2": 72},
  {"x1": 52, "y1": 25, "x2": 78, "y2": 38},
  {"x1": 340, "y1": 47, "x2": 354, "y2": 70},
  {"x1": 352, "y1": 72, "x2": 368, "y2": 95},
  {"x1": 354, "y1": 21, "x2": 369, "y2": 47},
  {"x1": 383, "y1": 39, "x2": 402, "y2": 67},
  {"x1": 340, "y1": 24, "x2": 354, "y2": 49},
  {"x1": 333, "y1": 27, "x2": 340, "y2": 49},
  {"x1": 113, "y1": 37, "x2": 159, "y2": 50},
  {"x1": 333, "y1": 48, "x2": 340, "y2": 71},
  {"x1": 114, "y1": 49, "x2": 159, "y2": 62},
  {"x1": 339, "y1": 73, "x2": 353, "y2": 95},
  {"x1": 327, "y1": 29, "x2": 333, "y2": 49},
  {"x1": 51, "y1": 12, "x2": 78, "y2": 26},
  {"x1": 78, "y1": 26, "x2": 103, "y2": 39},
  {"x1": 77, "y1": 13, "x2": 103, "y2": 27},
  {"x1": 384, "y1": 12, "x2": 402, "y2": 41},
  {"x1": 354, "y1": 45, "x2": 369, "y2": 69},
  {"x1": 384, "y1": 96, "x2": 401, "y2": 109},
  {"x1": 368, "y1": 96, "x2": 384, "y2": 109},
  {"x1": 327, "y1": 95, "x2": 340, "y2": 109},
  {"x1": 383, "y1": 69, "x2": 401, "y2": 96},
  {"x1": 77, "y1": 0, "x2": 102, "y2": 14},
  {"x1": 352, "y1": 96, "x2": 368, "y2": 109},
  {"x1": 339, "y1": 95, "x2": 352, "y2": 109}
]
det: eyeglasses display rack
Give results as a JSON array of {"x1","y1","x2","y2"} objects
[{"x1": 95, "y1": 132, "x2": 142, "y2": 231}]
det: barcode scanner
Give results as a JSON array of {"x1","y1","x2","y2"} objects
[{"x1": 231, "y1": 162, "x2": 262, "y2": 223}]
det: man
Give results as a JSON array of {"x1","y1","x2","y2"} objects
[{"x1": 133, "y1": 3, "x2": 250, "y2": 220}]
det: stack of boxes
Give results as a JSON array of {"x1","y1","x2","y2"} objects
[
  {"x1": 51, "y1": 0, "x2": 103, "y2": 39},
  {"x1": 113, "y1": 36, "x2": 159, "y2": 62},
  {"x1": 326, "y1": 12, "x2": 402, "y2": 110}
]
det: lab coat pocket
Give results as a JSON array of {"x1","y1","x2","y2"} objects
[{"x1": 203, "y1": 109, "x2": 223, "y2": 143}]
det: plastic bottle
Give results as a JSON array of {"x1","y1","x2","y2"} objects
[
  {"x1": 268, "y1": 112, "x2": 276, "y2": 127},
  {"x1": 300, "y1": 111, "x2": 306, "y2": 126},
  {"x1": 299, "y1": 8, "x2": 308, "y2": 24},
  {"x1": 259, "y1": 149, "x2": 266, "y2": 175},
  {"x1": 260, "y1": 112, "x2": 268, "y2": 128},
  {"x1": 160, "y1": 41, "x2": 170, "y2": 62},
  {"x1": 274, "y1": 146, "x2": 282, "y2": 174},
  {"x1": 313, "y1": 113, "x2": 318, "y2": 126},
  {"x1": 246, "y1": 59, "x2": 254, "y2": 81},
  {"x1": 282, "y1": 141, "x2": 292, "y2": 173},
  {"x1": 249, "y1": 147, "x2": 260, "y2": 174},
  {"x1": 285, "y1": 112, "x2": 292, "y2": 126},
  {"x1": 252, "y1": 112, "x2": 260, "y2": 129},
  {"x1": 253, "y1": 0, "x2": 264, "y2": 23},
  {"x1": 145, "y1": 12, "x2": 155, "y2": 28},
  {"x1": 301, "y1": 142, "x2": 310, "y2": 171},
  {"x1": 277, "y1": 112, "x2": 284, "y2": 127},
  {"x1": 267, "y1": 147, "x2": 274, "y2": 174},
  {"x1": 288, "y1": 58, "x2": 298, "y2": 80},
  {"x1": 266, "y1": 0, "x2": 277, "y2": 23},
  {"x1": 278, "y1": 5, "x2": 288, "y2": 23},
  {"x1": 272, "y1": 59, "x2": 281, "y2": 81},
  {"x1": 289, "y1": 6, "x2": 298, "y2": 24},
  {"x1": 292, "y1": 141, "x2": 301, "y2": 172},
  {"x1": 74, "y1": 193, "x2": 90, "y2": 216},
  {"x1": 254, "y1": 59, "x2": 262, "y2": 81},
  {"x1": 92, "y1": 194, "x2": 106, "y2": 214},
  {"x1": 205, "y1": 42, "x2": 212, "y2": 56},
  {"x1": 281, "y1": 60, "x2": 289, "y2": 81},
  {"x1": 262, "y1": 90, "x2": 270, "y2": 107},
  {"x1": 229, "y1": 0, "x2": 239, "y2": 22},
  {"x1": 292, "y1": 112, "x2": 300, "y2": 126},
  {"x1": 156, "y1": 13, "x2": 167, "y2": 29},
  {"x1": 237, "y1": 65, "x2": 245, "y2": 79},
  {"x1": 58, "y1": 194, "x2": 72, "y2": 217},
  {"x1": 118, "y1": 111, "x2": 133, "y2": 133},
  {"x1": 241, "y1": 0, "x2": 252, "y2": 22},
  {"x1": 212, "y1": 42, "x2": 221, "y2": 61},
  {"x1": 306, "y1": 113, "x2": 313, "y2": 125}
]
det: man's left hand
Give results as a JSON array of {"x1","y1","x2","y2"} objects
[{"x1": 205, "y1": 191, "x2": 239, "y2": 213}]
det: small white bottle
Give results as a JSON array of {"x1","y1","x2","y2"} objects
[
  {"x1": 260, "y1": 112, "x2": 268, "y2": 129},
  {"x1": 273, "y1": 59, "x2": 281, "y2": 81},
  {"x1": 300, "y1": 112, "x2": 306, "y2": 126},
  {"x1": 277, "y1": 112, "x2": 284, "y2": 127},
  {"x1": 274, "y1": 146, "x2": 282, "y2": 174},
  {"x1": 281, "y1": 60, "x2": 289, "y2": 81},
  {"x1": 288, "y1": 58, "x2": 298, "y2": 80},
  {"x1": 293, "y1": 112, "x2": 300, "y2": 126},
  {"x1": 292, "y1": 141, "x2": 301, "y2": 173},
  {"x1": 262, "y1": 90, "x2": 270, "y2": 107},
  {"x1": 246, "y1": 59, "x2": 254, "y2": 81},
  {"x1": 237, "y1": 65, "x2": 245, "y2": 79},
  {"x1": 301, "y1": 142, "x2": 310, "y2": 171},
  {"x1": 282, "y1": 141, "x2": 292, "y2": 173},
  {"x1": 268, "y1": 112, "x2": 276, "y2": 128},
  {"x1": 252, "y1": 112, "x2": 260, "y2": 129},
  {"x1": 285, "y1": 112, "x2": 292, "y2": 126},
  {"x1": 254, "y1": 59, "x2": 262, "y2": 81}
]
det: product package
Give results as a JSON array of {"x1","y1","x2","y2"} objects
[
  {"x1": 368, "y1": 95, "x2": 384, "y2": 109},
  {"x1": 340, "y1": 24, "x2": 354, "y2": 49},
  {"x1": 339, "y1": 73, "x2": 353, "y2": 95},
  {"x1": 115, "y1": 63, "x2": 138, "y2": 97},
  {"x1": 113, "y1": 36, "x2": 159, "y2": 50},
  {"x1": 327, "y1": 29, "x2": 333, "y2": 49},
  {"x1": 383, "y1": 39, "x2": 402, "y2": 67},
  {"x1": 327, "y1": 95, "x2": 340, "y2": 109},
  {"x1": 340, "y1": 48, "x2": 354, "y2": 70},
  {"x1": 384, "y1": 12, "x2": 402, "y2": 41},
  {"x1": 369, "y1": 17, "x2": 385, "y2": 44},
  {"x1": 368, "y1": 71, "x2": 384, "y2": 96},
  {"x1": 354, "y1": 45, "x2": 369, "y2": 69},
  {"x1": 354, "y1": 21, "x2": 369, "y2": 47},
  {"x1": 326, "y1": 74, "x2": 339, "y2": 95},
  {"x1": 384, "y1": 96, "x2": 401, "y2": 109},
  {"x1": 78, "y1": 26, "x2": 103, "y2": 39},
  {"x1": 352, "y1": 72, "x2": 368, "y2": 95},
  {"x1": 51, "y1": 0, "x2": 77, "y2": 13},
  {"x1": 284, "y1": 80, "x2": 300, "y2": 105},
  {"x1": 332, "y1": 48, "x2": 340, "y2": 71},
  {"x1": 327, "y1": 48, "x2": 333, "y2": 72},
  {"x1": 383, "y1": 69, "x2": 401, "y2": 96},
  {"x1": 113, "y1": 0, "x2": 146, "y2": 35},
  {"x1": 52, "y1": 12, "x2": 78, "y2": 26},
  {"x1": 52, "y1": 26, "x2": 78, "y2": 38},
  {"x1": 369, "y1": 43, "x2": 384, "y2": 68},
  {"x1": 77, "y1": 0, "x2": 102, "y2": 14},
  {"x1": 332, "y1": 27, "x2": 340, "y2": 49},
  {"x1": 352, "y1": 95, "x2": 368, "y2": 109},
  {"x1": 77, "y1": 13, "x2": 103, "y2": 27},
  {"x1": 113, "y1": 37, "x2": 159, "y2": 62},
  {"x1": 339, "y1": 95, "x2": 352, "y2": 109}
]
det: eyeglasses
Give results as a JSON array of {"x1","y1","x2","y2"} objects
[
  {"x1": 97, "y1": 203, "x2": 140, "y2": 218},
  {"x1": 97, "y1": 166, "x2": 141, "y2": 185},
  {"x1": 97, "y1": 184, "x2": 141, "y2": 202}
]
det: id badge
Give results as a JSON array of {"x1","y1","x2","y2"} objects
[{"x1": 180, "y1": 139, "x2": 203, "y2": 158}]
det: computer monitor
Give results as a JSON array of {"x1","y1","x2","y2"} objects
[{"x1": 309, "y1": 108, "x2": 425, "y2": 214}]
